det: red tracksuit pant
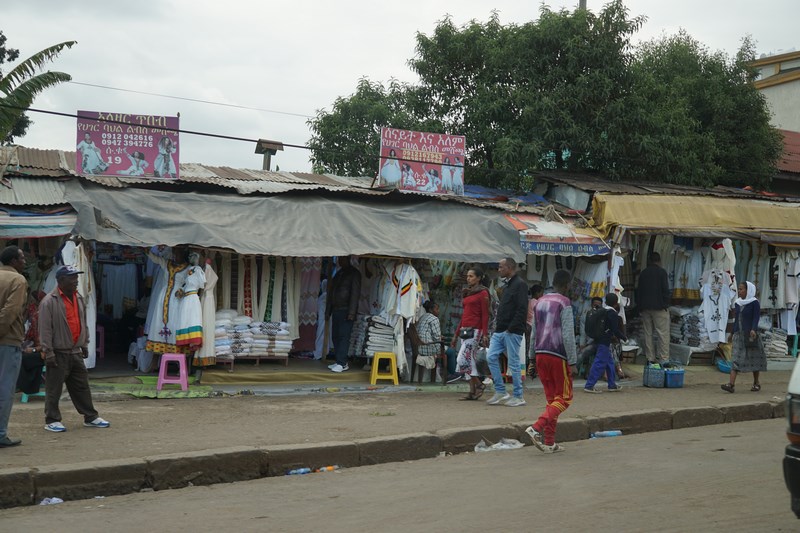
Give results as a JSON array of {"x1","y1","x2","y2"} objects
[{"x1": 532, "y1": 354, "x2": 573, "y2": 446}]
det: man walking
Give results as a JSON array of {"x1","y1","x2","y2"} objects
[
  {"x1": 526, "y1": 269, "x2": 577, "y2": 453},
  {"x1": 39, "y1": 265, "x2": 109, "y2": 432},
  {"x1": 0, "y1": 246, "x2": 28, "y2": 447},
  {"x1": 637, "y1": 252, "x2": 671, "y2": 364},
  {"x1": 583, "y1": 293, "x2": 626, "y2": 393},
  {"x1": 485, "y1": 258, "x2": 529, "y2": 407},
  {"x1": 326, "y1": 256, "x2": 361, "y2": 373}
]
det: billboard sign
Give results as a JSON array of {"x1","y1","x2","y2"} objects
[
  {"x1": 377, "y1": 127, "x2": 465, "y2": 195},
  {"x1": 76, "y1": 111, "x2": 180, "y2": 179}
]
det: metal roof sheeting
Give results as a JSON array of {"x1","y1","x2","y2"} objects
[{"x1": 0, "y1": 177, "x2": 67, "y2": 206}]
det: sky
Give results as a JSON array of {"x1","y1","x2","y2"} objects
[{"x1": 2, "y1": 0, "x2": 797, "y2": 174}]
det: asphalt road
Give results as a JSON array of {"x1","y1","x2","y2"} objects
[{"x1": 1, "y1": 419, "x2": 796, "y2": 532}]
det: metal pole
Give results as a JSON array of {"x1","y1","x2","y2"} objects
[{"x1": 579, "y1": 0, "x2": 587, "y2": 9}]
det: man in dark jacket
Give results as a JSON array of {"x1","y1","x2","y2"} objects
[
  {"x1": 486, "y1": 258, "x2": 529, "y2": 407},
  {"x1": 326, "y1": 257, "x2": 361, "y2": 373},
  {"x1": 40, "y1": 266, "x2": 110, "y2": 432},
  {"x1": 637, "y1": 252, "x2": 671, "y2": 364}
]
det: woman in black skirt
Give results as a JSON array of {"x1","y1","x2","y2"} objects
[{"x1": 722, "y1": 281, "x2": 766, "y2": 393}]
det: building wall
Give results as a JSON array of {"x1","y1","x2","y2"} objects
[{"x1": 761, "y1": 82, "x2": 800, "y2": 131}]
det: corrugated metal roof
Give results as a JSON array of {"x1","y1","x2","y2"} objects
[
  {"x1": 0, "y1": 177, "x2": 67, "y2": 205},
  {"x1": 534, "y1": 171, "x2": 800, "y2": 201},
  {"x1": 779, "y1": 129, "x2": 800, "y2": 174}
]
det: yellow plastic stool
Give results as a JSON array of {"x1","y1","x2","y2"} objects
[{"x1": 370, "y1": 351, "x2": 399, "y2": 385}]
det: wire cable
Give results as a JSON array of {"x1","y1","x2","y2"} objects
[{"x1": 66, "y1": 81, "x2": 314, "y2": 119}]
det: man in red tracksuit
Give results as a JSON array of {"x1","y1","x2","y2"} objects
[{"x1": 525, "y1": 269, "x2": 577, "y2": 453}]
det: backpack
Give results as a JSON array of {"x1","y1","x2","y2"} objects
[{"x1": 584, "y1": 307, "x2": 608, "y2": 340}]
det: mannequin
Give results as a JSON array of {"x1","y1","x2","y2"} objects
[
  {"x1": 145, "y1": 246, "x2": 190, "y2": 355},
  {"x1": 176, "y1": 251, "x2": 206, "y2": 350}
]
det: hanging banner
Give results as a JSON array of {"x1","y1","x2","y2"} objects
[
  {"x1": 76, "y1": 110, "x2": 180, "y2": 179},
  {"x1": 377, "y1": 127, "x2": 465, "y2": 195},
  {"x1": 505, "y1": 214, "x2": 610, "y2": 256}
]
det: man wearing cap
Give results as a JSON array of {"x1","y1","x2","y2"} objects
[
  {"x1": 39, "y1": 265, "x2": 110, "y2": 432},
  {"x1": 0, "y1": 245, "x2": 28, "y2": 447}
]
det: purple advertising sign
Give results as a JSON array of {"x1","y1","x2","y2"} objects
[{"x1": 76, "y1": 111, "x2": 180, "y2": 179}]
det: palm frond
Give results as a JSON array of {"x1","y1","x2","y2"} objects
[
  {"x1": 0, "y1": 41, "x2": 76, "y2": 92},
  {"x1": 0, "y1": 71, "x2": 72, "y2": 135}
]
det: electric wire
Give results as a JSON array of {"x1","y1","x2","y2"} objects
[{"x1": 1, "y1": 102, "x2": 775, "y2": 183}]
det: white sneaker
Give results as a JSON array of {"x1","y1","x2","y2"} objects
[
  {"x1": 608, "y1": 385, "x2": 623, "y2": 392},
  {"x1": 330, "y1": 364, "x2": 349, "y2": 373},
  {"x1": 486, "y1": 392, "x2": 510, "y2": 405},
  {"x1": 542, "y1": 443, "x2": 565, "y2": 454},
  {"x1": 504, "y1": 396, "x2": 526, "y2": 407},
  {"x1": 525, "y1": 426, "x2": 545, "y2": 451},
  {"x1": 583, "y1": 387, "x2": 602, "y2": 393},
  {"x1": 327, "y1": 363, "x2": 337, "y2": 369},
  {"x1": 44, "y1": 422, "x2": 66, "y2": 433},
  {"x1": 84, "y1": 417, "x2": 110, "y2": 428}
]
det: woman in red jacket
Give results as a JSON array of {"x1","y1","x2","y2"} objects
[{"x1": 452, "y1": 267, "x2": 490, "y2": 400}]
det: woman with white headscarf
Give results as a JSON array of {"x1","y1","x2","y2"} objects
[{"x1": 722, "y1": 281, "x2": 766, "y2": 393}]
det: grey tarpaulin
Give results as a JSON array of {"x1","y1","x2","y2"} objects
[{"x1": 64, "y1": 180, "x2": 525, "y2": 262}]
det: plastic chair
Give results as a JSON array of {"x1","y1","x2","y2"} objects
[
  {"x1": 96, "y1": 324, "x2": 105, "y2": 360},
  {"x1": 156, "y1": 353, "x2": 189, "y2": 391},
  {"x1": 370, "y1": 351, "x2": 399, "y2": 385}
]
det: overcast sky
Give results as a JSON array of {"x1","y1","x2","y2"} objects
[{"x1": 2, "y1": 0, "x2": 797, "y2": 174}]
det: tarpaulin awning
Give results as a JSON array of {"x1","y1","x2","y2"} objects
[
  {"x1": 63, "y1": 181, "x2": 524, "y2": 262},
  {"x1": 0, "y1": 208, "x2": 77, "y2": 238},
  {"x1": 504, "y1": 213, "x2": 610, "y2": 256},
  {"x1": 590, "y1": 193, "x2": 800, "y2": 241}
]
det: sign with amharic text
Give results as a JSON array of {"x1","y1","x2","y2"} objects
[
  {"x1": 377, "y1": 127, "x2": 465, "y2": 195},
  {"x1": 76, "y1": 111, "x2": 180, "y2": 179}
]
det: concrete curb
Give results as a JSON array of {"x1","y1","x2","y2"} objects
[{"x1": 0, "y1": 399, "x2": 786, "y2": 508}]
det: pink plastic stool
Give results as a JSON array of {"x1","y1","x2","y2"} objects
[
  {"x1": 156, "y1": 353, "x2": 189, "y2": 391},
  {"x1": 96, "y1": 324, "x2": 105, "y2": 359}
]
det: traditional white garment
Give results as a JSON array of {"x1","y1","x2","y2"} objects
[
  {"x1": 380, "y1": 159, "x2": 402, "y2": 186},
  {"x1": 700, "y1": 269, "x2": 736, "y2": 343},
  {"x1": 176, "y1": 265, "x2": 206, "y2": 348},
  {"x1": 255, "y1": 258, "x2": 271, "y2": 322},
  {"x1": 76, "y1": 139, "x2": 106, "y2": 174},
  {"x1": 100, "y1": 263, "x2": 138, "y2": 319},
  {"x1": 116, "y1": 152, "x2": 148, "y2": 176},
  {"x1": 145, "y1": 252, "x2": 190, "y2": 352},
  {"x1": 153, "y1": 141, "x2": 177, "y2": 177},
  {"x1": 286, "y1": 257, "x2": 302, "y2": 340},
  {"x1": 195, "y1": 263, "x2": 218, "y2": 364}
]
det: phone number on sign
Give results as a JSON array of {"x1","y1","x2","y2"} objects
[{"x1": 101, "y1": 133, "x2": 155, "y2": 148}]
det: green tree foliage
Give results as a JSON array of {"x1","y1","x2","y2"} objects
[
  {"x1": 623, "y1": 32, "x2": 782, "y2": 187},
  {"x1": 307, "y1": 78, "x2": 442, "y2": 176},
  {"x1": 307, "y1": 1, "x2": 781, "y2": 189},
  {"x1": 0, "y1": 31, "x2": 75, "y2": 144}
]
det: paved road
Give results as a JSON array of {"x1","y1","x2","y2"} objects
[{"x1": 1, "y1": 419, "x2": 796, "y2": 532}]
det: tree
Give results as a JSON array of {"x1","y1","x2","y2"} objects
[
  {"x1": 0, "y1": 31, "x2": 75, "y2": 144},
  {"x1": 307, "y1": 78, "x2": 441, "y2": 176},
  {"x1": 621, "y1": 32, "x2": 782, "y2": 188},
  {"x1": 307, "y1": 1, "x2": 781, "y2": 189}
]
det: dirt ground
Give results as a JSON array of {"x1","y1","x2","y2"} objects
[{"x1": 0, "y1": 366, "x2": 791, "y2": 471}]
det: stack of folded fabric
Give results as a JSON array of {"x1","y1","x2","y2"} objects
[
  {"x1": 249, "y1": 321, "x2": 293, "y2": 358},
  {"x1": 214, "y1": 310, "x2": 237, "y2": 360},
  {"x1": 228, "y1": 315, "x2": 254, "y2": 357},
  {"x1": 761, "y1": 327, "x2": 789, "y2": 359},
  {"x1": 364, "y1": 315, "x2": 395, "y2": 358}
]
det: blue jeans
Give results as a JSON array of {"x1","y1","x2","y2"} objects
[
  {"x1": 0, "y1": 344, "x2": 22, "y2": 440},
  {"x1": 585, "y1": 343, "x2": 616, "y2": 390},
  {"x1": 487, "y1": 331, "x2": 523, "y2": 398}
]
